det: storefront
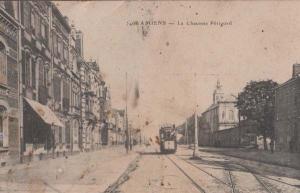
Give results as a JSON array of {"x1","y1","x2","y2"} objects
[{"x1": 23, "y1": 98, "x2": 63, "y2": 159}]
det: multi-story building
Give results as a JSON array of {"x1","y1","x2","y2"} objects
[
  {"x1": 20, "y1": 1, "x2": 80, "y2": 158},
  {"x1": 0, "y1": 2, "x2": 21, "y2": 165},
  {"x1": 110, "y1": 109, "x2": 125, "y2": 144},
  {"x1": 78, "y1": 58, "x2": 90, "y2": 150},
  {"x1": 274, "y1": 64, "x2": 300, "y2": 153},
  {"x1": 86, "y1": 60, "x2": 103, "y2": 150},
  {"x1": 69, "y1": 25, "x2": 81, "y2": 152},
  {"x1": 0, "y1": 1, "x2": 111, "y2": 163},
  {"x1": 51, "y1": 5, "x2": 74, "y2": 155},
  {"x1": 76, "y1": 37, "x2": 107, "y2": 150},
  {"x1": 21, "y1": 1, "x2": 57, "y2": 159},
  {"x1": 202, "y1": 80, "x2": 239, "y2": 133},
  {"x1": 20, "y1": 1, "x2": 109, "y2": 159},
  {"x1": 100, "y1": 86, "x2": 111, "y2": 145}
]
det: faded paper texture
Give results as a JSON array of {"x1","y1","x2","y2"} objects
[{"x1": 0, "y1": 1, "x2": 299, "y2": 193}]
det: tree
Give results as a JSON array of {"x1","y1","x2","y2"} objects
[{"x1": 236, "y1": 80, "x2": 278, "y2": 150}]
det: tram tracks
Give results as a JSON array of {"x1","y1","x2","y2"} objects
[
  {"x1": 165, "y1": 155, "x2": 206, "y2": 193},
  {"x1": 232, "y1": 163, "x2": 274, "y2": 193},
  {"x1": 166, "y1": 154, "x2": 243, "y2": 193},
  {"x1": 163, "y1": 152, "x2": 298, "y2": 193},
  {"x1": 173, "y1": 154, "x2": 277, "y2": 193},
  {"x1": 174, "y1": 155, "x2": 237, "y2": 193},
  {"x1": 226, "y1": 168, "x2": 236, "y2": 193}
]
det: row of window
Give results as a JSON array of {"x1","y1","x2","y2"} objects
[
  {"x1": 22, "y1": 51, "x2": 49, "y2": 89},
  {"x1": 53, "y1": 32, "x2": 69, "y2": 62},
  {"x1": 21, "y1": 49, "x2": 80, "y2": 111},
  {"x1": 23, "y1": 2, "x2": 76, "y2": 71},
  {"x1": 53, "y1": 73, "x2": 80, "y2": 112},
  {"x1": 23, "y1": 2, "x2": 49, "y2": 45}
]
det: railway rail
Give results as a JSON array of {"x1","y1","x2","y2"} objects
[
  {"x1": 174, "y1": 155, "x2": 237, "y2": 193},
  {"x1": 166, "y1": 155, "x2": 206, "y2": 193},
  {"x1": 173, "y1": 154, "x2": 289, "y2": 193}
]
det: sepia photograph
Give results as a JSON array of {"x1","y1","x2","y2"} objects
[{"x1": 0, "y1": 0, "x2": 299, "y2": 192}]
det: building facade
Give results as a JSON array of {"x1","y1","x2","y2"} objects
[
  {"x1": 21, "y1": 1, "x2": 55, "y2": 159},
  {"x1": 0, "y1": 1, "x2": 111, "y2": 164},
  {"x1": 274, "y1": 64, "x2": 300, "y2": 153},
  {"x1": 202, "y1": 81, "x2": 239, "y2": 133},
  {"x1": 109, "y1": 109, "x2": 125, "y2": 145},
  {"x1": 101, "y1": 86, "x2": 111, "y2": 145},
  {"x1": 81, "y1": 60, "x2": 104, "y2": 150},
  {"x1": 69, "y1": 25, "x2": 81, "y2": 152},
  {"x1": 0, "y1": 2, "x2": 21, "y2": 165}
]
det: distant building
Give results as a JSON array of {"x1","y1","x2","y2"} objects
[
  {"x1": 109, "y1": 109, "x2": 125, "y2": 145},
  {"x1": 82, "y1": 60, "x2": 104, "y2": 150},
  {"x1": 100, "y1": 87, "x2": 111, "y2": 145},
  {"x1": 202, "y1": 81, "x2": 239, "y2": 133},
  {"x1": 274, "y1": 64, "x2": 300, "y2": 152}
]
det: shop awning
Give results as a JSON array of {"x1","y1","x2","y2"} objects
[{"x1": 24, "y1": 98, "x2": 64, "y2": 127}]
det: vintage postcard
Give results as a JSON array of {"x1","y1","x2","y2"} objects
[{"x1": 0, "y1": 1, "x2": 299, "y2": 193}]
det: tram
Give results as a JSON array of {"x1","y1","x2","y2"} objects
[{"x1": 159, "y1": 124, "x2": 177, "y2": 154}]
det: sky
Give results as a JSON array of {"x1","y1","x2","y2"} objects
[{"x1": 58, "y1": 1, "x2": 300, "y2": 137}]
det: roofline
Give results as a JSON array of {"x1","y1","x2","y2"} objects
[
  {"x1": 202, "y1": 104, "x2": 218, "y2": 114},
  {"x1": 275, "y1": 77, "x2": 298, "y2": 90},
  {"x1": 51, "y1": 3, "x2": 71, "y2": 33}
]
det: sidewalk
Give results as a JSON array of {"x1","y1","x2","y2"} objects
[
  {"x1": 198, "y1": 146, "x2": 300, "y2": 170},
  {"x1": 0, "y1": 146, "x2": 139, "y2": 193}
]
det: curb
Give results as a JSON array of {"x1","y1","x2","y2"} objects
[{"x1": 198, "y1": 148, "x2": 300, "y2": 170}]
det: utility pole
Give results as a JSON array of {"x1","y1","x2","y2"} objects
[
  {"x1": 193, "y1": 111, "x2": 198, "y2": 157},
  {"x1": 125, "y1": 72, "x2": 129, "y2": 153},
  {"x1": 193, "y1": 72, "x2": 199, "y2": 157}
]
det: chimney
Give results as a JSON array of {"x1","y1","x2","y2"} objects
[{"x1": 293, "y1": 63, "x2": 300, "y2": 78}]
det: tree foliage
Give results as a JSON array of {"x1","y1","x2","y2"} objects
[{"x1": 236, "y1": 80, "x2": 278, "y2": 149}]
